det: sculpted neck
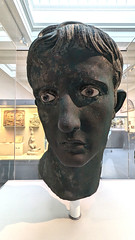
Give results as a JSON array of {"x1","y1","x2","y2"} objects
[{"x1": 39, "y1": 146, "x2": 103, "y2": 200}]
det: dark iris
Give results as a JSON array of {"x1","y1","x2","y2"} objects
[
  {"x1": 81, "y1": 86, "x2": 99, "y2": 98},
  {"x1": 40, "y1": 92, "x2": 56, "y2": 103}
]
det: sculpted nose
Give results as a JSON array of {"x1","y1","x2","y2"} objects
[{"x1": 58, "y1": 95, "x2": 81, "y2": 133}]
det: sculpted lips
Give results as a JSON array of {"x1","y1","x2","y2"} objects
[
  {"x1": 59, "y1": 139, "x2": 87, "y2": 154},
  {"x1": 60, "y1": 139, "x2": 85, "y2": 145}
]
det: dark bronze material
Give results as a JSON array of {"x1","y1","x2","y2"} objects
[{"x1": 27, "y1": 22, "x2": 126, "y2": 200}]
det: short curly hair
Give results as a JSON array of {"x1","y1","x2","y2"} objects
[{"x1": 27, "y1": 21, "x2": 123, "y2": 89}]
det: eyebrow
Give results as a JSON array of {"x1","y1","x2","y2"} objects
[
  {"x1": 33, "y1": 85, "x2": 57, "y2": 98},
  {"x1": 82, "y1": 78, "x2": 109, "y2": 94},
  {"x1": 33, "y1": 74, "x2": 109, "y2": 97}
]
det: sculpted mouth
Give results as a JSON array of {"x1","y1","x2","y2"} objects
[
  {"x1": 60, "y1": 140, "x2": 85, "y2": 146},
  {"x1": 58, "y1": 139, "x2": 88, "y2": 154}
]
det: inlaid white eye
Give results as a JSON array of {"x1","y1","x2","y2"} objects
[
  {"x1": 81, "y1": 86, "x2": 99, "y2": 98},
  {"x1": 40, "y1": 92, "x2": 56, "y2": 103}
]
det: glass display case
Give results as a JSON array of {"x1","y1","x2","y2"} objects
[
  {"x1": 102, "y1": 38, "x2": 135, "y2": 179},
  {"x1": 1, "y1": 45, "x2": 135, "y2": 184},
  {"x1": 0, "y1": 104, "x2": 46, "y2": 159},
  {"x1": 0, "y1": 50, "x2": 47, "y2": 185},
  {"x1": 0, "y1": 1, "x2": 135, "y2": 186}
]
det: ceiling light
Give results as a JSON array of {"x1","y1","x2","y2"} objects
[{"x1": 20, "y1": 37, "x2": 28, "y2": 46}]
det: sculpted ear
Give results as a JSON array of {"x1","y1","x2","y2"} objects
[{"x1": 114, "y1": 90, "x2": 126, "y2": 113}]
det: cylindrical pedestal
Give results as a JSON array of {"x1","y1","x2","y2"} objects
[{"x1": 69, "y1": 200, "x2": 81, "y2": 220}]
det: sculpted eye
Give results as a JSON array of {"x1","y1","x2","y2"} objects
[
  {"x1": 40, "y1": 92, "x2": 56, "y2": 103},
  {"x1": 81, "y1": 86, "x2": 99, "y2": 98}
]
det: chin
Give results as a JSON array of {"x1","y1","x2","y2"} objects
[{"x1": 58, "y1": 153, "x2": 90, "y2": 168}]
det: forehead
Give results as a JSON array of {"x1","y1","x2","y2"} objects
[{"x1": 31, "y1": 50, "x2": 114, "y2": 90}]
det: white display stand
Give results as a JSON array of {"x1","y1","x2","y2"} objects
[
  {"x1": 0, "y1": 179, "x2": 135, "y2": 240},
  {"x1": 69, "y1": 200, "x2": 81, "y2": 220}
]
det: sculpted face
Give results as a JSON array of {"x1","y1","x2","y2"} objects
[
  {"x1": 32, "y1": 49, "x2": 115, "y2": 168},
  {"x1": 27, "y1": 22, "x2": 126, "y2": 200}
]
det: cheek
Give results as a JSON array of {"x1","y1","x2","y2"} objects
[
  {"x1": 37, "y1": 105, "x2": 58, "y2": 137},
  {"x1": 97, "y1": 100, "x2": 114, "y2": 127},
  {"x1": 39, "y1": 110, "x2": 48, "y2": 122},
  {"x1": 81, "y1": 97, "x2": 114, "y2": 132},
  {"x1": 37, "y1": 106, "x2": 50, "y2": 126},
  {"x1": 97, "y1": 103, "x2": 114, "y2": 142}
]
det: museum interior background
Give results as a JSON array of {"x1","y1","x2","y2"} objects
[{"x1": 0, "y1": 0, "x2": 135, "y2": 186}]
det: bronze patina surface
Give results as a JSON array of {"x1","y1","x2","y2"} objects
[{"x1": 27, "y1": 22, "x2": 126, "y2": 200}]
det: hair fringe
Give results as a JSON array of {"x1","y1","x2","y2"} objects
[{"x1": 27, "y1": 22, "x2": 123, "y2": 89}]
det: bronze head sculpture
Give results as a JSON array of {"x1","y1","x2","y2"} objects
[{"x1": 27, "y1": 22, "x2": 126, "y2": 200}]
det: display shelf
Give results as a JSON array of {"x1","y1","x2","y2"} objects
[
  {"x1": 0, "y1": 179, "x2": 135, "y2": 240},
  {"x1": 0, "y1": 153, "x2": 43, "y2": 160},
  {"x1": 110, "y1": 128, "x2": 126, "y2": 131}
]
